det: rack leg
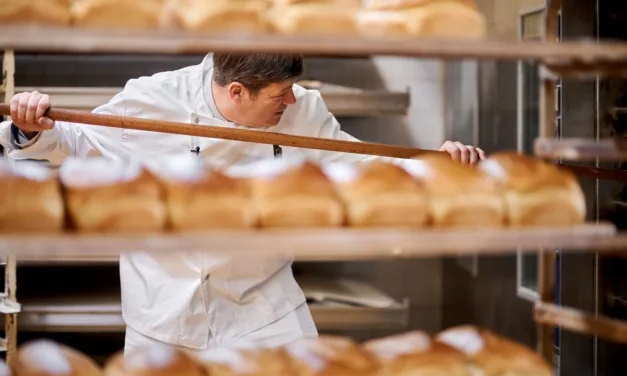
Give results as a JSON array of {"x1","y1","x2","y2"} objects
[
  {"x1": 2, "y1": 49, "x2": 17, "y2": 366},
  {"x1": 537, "y1": 251, "x2": 556, "y2": 363},
  {"x1": 4, "y1": 258, "x2": 17, "y2": 366},
  {"x1": 537, "y1": 0, "x2": 561, "y2": 366}
]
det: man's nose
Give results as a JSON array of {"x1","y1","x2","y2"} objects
[{"x1": 283, "y1": 89, "x2": 296, "y2": 105}]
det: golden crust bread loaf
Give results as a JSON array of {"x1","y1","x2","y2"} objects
[
  {"x1": 285, "y1": 336, "x2": 379, "y2": 376},
  {"x1": 405, "y1": 155, "x2": 505, "y2": 228},
  {"x1": 0, "y1": 160, "x2": 64, "y2": 233},
  {"x1": 191, "y1": 346, "x2": 295, "y2": 376},
  {"x1": 324, "y1": 162, "x2": 428, "y2": 227},
  {"x1": 13, "y1": 339, "x2": 102, "y2": 376},
  {"x1": 159, "y1": 163, "x2": 256, "y2": 230},
  {"x1": 165, "y1": 0, "x2": 270, "y2": 33},
  {"x1": 60, "y1": 158, "x2": 166, "y2": 233},
  {"x1": 356, "y1": 10, "x2": 413, "y2": 37},
  {"x1": 71, "y1": 0, "x2": 164, "y2": 29},
  {"x1": 436, "y1": 326, "x2": 552, "y2": 376},
  {"x1": 364, "y1": 331, "x2": 469, "y2": 376},
  {"x1": 0, "y1": 0, "x2": 71, "y2": 25},
  {"x1": 366, "y1": 0, "x2": 477, "y2": 11},
  {"x1": 478, "y1": 152, "x2": 586, "y2": 227},
  {"x1": 359, "y1": 0, "x2": 485, "y2": 39},
  {"x1": 269, "y1": 3, "x2": 357, "y2": 35},
  {"x1": 253, "y1": 161, "x2": 344, "y2": 227},
  {"x1": 104, "y1": 344, "x2": 203, "y2": 376}
]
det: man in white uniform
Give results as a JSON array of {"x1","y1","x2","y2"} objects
[{"x1": 1, "y1": 53, "x2": 484, "y2": 355}]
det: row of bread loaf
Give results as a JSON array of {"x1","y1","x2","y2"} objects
[
  {"x1": 0, "y1": 0, "x2": 486, "y2": 39},
  {"x1": 8, "y1": 326, "x2": 552, "y2": 376},
  {"x1": 0, "y1": 152, "x2": 586, "y2": 233}
]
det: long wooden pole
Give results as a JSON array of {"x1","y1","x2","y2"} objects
[{"x1": 0, "y1": 104, "x2": 439, "y2": 159}]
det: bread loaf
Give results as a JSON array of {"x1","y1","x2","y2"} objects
[
  {"x1": 356, "y1": 10, "x2": 413, "y2": 37},
  {"x1": 71, "y1": 0, "x2": 164, "y2": 29},
  {"x1": 0, "y1": 160, "x2": 64, "y2": 233},
  {"x1": 364, "y1": 331, "x2": 468, "y2": 376},
  {"x1": 285, "y1": 336, "x2": 379, "y2": 376},
  {"x1": 104, "y1": 343, "x2": 203, "y2": 376},
  {"x1": 404, "y1": 155, "x2": 505, "y2": 228},
  {"x1": 359, "y1": 0, "x2": 485, "y2": 39},
  {"x1": 13, "y1": 339, "x2": 102, "y2": 376},
  {"x1": 251, "y1": 160, "x2": 344, "y2": 227},
  {"x1": 0, "y1": 0, "x2": 71, "y2": 25},
  {"x1": 478, "y1": 152, "x2": 586, "y2": 227},
  {"x1": 60, "y1": 157, "x2": 166, "y2": 233},
  {"x1": 324, "y1": 161, "x2": 428, "y2": 227},
  {"x1": 156, "y1": 156, "x2": 256, "y2": 230},
  {"x1": 191, "y1": 344, "x2": 295, "y2": 376},
  {"x1": 269, "y1": 2, "x2": 357, "y2": 35},
  {"x1": 366, "y1": 0, "x2": 477, "y2": 11},
  {"x1": 436, "y1": 326, "x2": 552, "y2": 376},
  {"x1": 164, "y1": 0, "x2": 270, "y2": 33}
]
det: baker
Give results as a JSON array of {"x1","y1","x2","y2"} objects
[{"x1": 1, "y1": 52, "x2": 485, "y2": 355}]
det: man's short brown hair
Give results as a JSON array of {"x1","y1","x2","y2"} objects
[{"x1": 212, "y1": 53, "x2": 304, "y2": 96}]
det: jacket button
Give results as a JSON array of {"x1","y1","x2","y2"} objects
[{"x1": 193, "y1": 117, "x2": 200, "y2": 124}]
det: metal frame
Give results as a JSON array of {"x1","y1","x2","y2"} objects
[
  {"x1": 1, "y1": 49, "x2": 18, "y2": 366},
  {"x1": 536, "y1": 0, "x2": 562, "y2": 365},
  {"x1": 516, "y1": 5, "x2": 546, "y2": 304}
]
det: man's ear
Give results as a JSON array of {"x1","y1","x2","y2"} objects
[{"x1": 228, "y1": 82, "x2": 245, "y2": 103}]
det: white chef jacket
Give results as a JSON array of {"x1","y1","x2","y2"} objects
[{"x1": 0, "y1": 54, "x2": 397, "y2": 349}]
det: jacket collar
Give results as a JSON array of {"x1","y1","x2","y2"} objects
[{"x1": 192, "y1": 53, "x2": 214, "y2": 117}]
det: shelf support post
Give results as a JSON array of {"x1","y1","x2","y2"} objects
[
  {"x1": 537, "y1": 0, "x2": 562, "y2": 366},
  {"x1": 2, "y1": 48, "x2": 17, "y2": 366},
  {"x1": 537, "y1": 249, "x2": 556, "y2": 363}
]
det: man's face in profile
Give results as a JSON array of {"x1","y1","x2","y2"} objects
[{"x1": 235, "y1": 80, "x2": 297, "y2": 128}]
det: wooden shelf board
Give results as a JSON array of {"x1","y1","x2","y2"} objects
[
  {"x1": 2, "y1": 26, "x2": 627, "y2": 64},
  {"x1": 0, "y1": 224, "x2": 618, "y2": 262},
  {"x1": 535, "y1": 302, "x2": 627, "y2": 345},
  {"x1": 535, "y1": 138, "x2": 627, "y2": 162}
]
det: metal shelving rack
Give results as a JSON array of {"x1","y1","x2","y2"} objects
[
  {"x1": 1, "y1": 48, "x2": 20, "y2": 367},
  {"x1": 0, "y1": 83, "x2": 410, "y2": 118},
  {"x1": 2, "y1": 0, "x2": 627, "y2": 367}
]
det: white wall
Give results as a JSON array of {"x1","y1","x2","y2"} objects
[{"x1": 304, "y1": 57, "x2": 446, "y2": 150}]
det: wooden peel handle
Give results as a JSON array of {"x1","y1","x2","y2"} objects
[{"x1": 0, "y1": 104, "x2": 441, "y2": 159}]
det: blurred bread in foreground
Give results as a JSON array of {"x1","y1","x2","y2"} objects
[
  {"x1": 252, "y1": 160, "x2": 345, "y2": 227},
  {"x1": 60, "y1": 157, "x2": 166, "y2": 233},
  {"x1": 164, "y1": 0, "x2": 270, "y2": 33},
  {"x1": 478, "y1": 152, "x2": 586, "y2": 227},
  {"x1": 13, "y1": 339, "x2": 102, "y2": 376},
  {"x1": 0, "y1": 160, "x2": 64, "y2": 233},
  {"x1": 404, "y1": 155, "x2": 505, "y2": 228},
  {"x1": 436, "y1": 325, "x2": 552, "y2": 376},
  {"x1": 104, "y1": 343, "x2": 203, "y2": 376},
  {"x1": 155, "y1": 156, "x2": 256, "y2": 230},
  {"x1": 71, "y1": 0, "x2": 164, "y2": 29},
  {"x1": 358, "y1": 0, "x2": 486, "y2": 39},
  {"x1": 0, "y1": 0, "x2": 71, "y2": 25},
  {"x1": 324, "y1": 161, "x2": 428, "y2": 227}
]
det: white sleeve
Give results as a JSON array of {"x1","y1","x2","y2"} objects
[
  {"x1": 16, "y1": 129, "x2": 41, "y2": 147},
  {"x1": 0, "y1": 92, "x2": 128, "y2": 165}
]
